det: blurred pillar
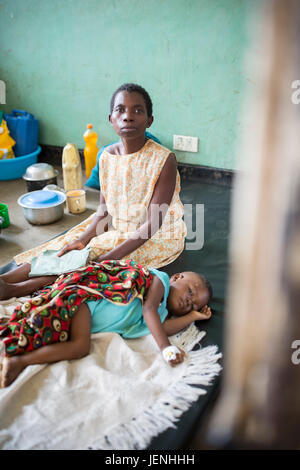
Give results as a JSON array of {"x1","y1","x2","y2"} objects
[{"x1": 206, "y1": 0, "x2": 300, "y2": 449}]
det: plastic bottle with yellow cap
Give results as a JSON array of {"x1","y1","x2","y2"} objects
[{"x1": 83, "y1": 124, "x2": 99, "y2": 178}]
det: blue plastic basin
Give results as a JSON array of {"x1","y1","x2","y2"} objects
[{"x1": 0, "y1": 146, "x2": 41, "y2": 181}]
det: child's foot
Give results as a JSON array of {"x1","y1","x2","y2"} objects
[{"x1": 0, "y1": 356, "x2": 26, "y2": 387}]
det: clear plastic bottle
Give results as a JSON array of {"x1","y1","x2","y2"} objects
[
  {"x1": 83, "y1": 124, "x2": 99, "y2": 178},
  {"x1": 62, "y1": 143, "x2": 83, "y2": 192}
]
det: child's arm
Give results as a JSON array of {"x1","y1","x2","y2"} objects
[
  {"x1": 142, "y1": 275, "x2": 171, "y2": 351},
  {"x1": 142, "y1": 275, "x2": 185, "y2": 367},
  {"x1": 162, "y1": 306, "x2": 212, "y2": 336}
]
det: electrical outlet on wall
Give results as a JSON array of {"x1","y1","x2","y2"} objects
[{"x1": 173, "y1": 135, "x2": 198, "y2": 152}]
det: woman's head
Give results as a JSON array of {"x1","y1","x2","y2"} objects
[
  {"x1": 110, "y1": 83, "x2": 153, "y2": 117},
  {"x1": 167, "y1": 271, "x2": 213, "y2": 317},
  {"x1": 109, "y1": 84, "x2": 154, "y2": 139}
]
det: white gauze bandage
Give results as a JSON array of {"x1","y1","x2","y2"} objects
[{"x1": 162, "y1": 345, "x2": 181, "y2": 363}]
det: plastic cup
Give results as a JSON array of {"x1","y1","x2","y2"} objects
[
  {"x1": 66, "y1": 189, "x2": 86, "y2": 214},
  {"x1": 0, "y1": 203, "x2": 10, "y2": 228}
]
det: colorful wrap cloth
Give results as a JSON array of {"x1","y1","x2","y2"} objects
[{"x1": 0, "y1": 259, "x2": 152, "y2": 357}]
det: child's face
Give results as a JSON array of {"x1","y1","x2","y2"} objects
[
  {"x1": 167, "y1": 272, "x2": 210, "y2": 316},
  {"x1": 109, "y1": 91, "x2": 153, "y2": 139}
]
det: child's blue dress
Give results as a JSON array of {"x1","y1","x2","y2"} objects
[{"x1": 86, "y1": 269, "x2": 169, "y2": 338}]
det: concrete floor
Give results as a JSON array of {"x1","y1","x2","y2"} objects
[{"x1": 0, "y1": 166, "x2": 100, "y2": 268}]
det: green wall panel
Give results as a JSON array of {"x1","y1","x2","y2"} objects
[{"x1": 0, "y1": 0, "x2": 252, "y2": 170}]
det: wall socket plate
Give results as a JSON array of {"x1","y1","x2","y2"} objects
[{"x1": 173, "y1": 134, "x2": 198, "y2": 152}]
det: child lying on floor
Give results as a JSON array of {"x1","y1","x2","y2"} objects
[{"x1": 0, "y1": 259, "x2": 212, "y2": 387}]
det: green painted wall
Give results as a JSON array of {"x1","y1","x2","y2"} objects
[{"x1": 0, "y1": 0, "x2": 251, "y2": 170}]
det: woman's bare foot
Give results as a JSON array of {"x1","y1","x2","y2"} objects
[
  {"x1": 0, "y1": 278, "x2": 9, "y2": 301},
  {"x1": 0, "y1": 278, "x2": 20, "y2": 301},
  {"x1": 0, "y1": 356, "x2": 26, "y2": 387}
]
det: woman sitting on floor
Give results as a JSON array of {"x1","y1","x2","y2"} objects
[{"x1": 6, "y1": 83, "x2": 187, "y2": 288}]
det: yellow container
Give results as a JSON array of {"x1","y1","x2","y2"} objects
[
  {"x1": 62, "y1": 143, "x2": 83, "y2": 192},
  {"x1": 0, "y1": 119, "x2": 15, "y2": 160},
  {"x1": 83, "y1": 124, "x2": 98, "y2": 178}
]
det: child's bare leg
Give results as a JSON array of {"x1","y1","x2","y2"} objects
[
  {"x1": 0, "y1": 263, "x2": 31, "y2": 283},
  {"x1": 0, "y1": 275, "x2": 58, "y2": 300},
  {"x1": 0, "y1": 303, "x2": 91, "y2": 387}
]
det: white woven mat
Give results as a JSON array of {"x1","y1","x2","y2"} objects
[{"x1": 0, "y1": 297, "x2": 222, "y2": 450}]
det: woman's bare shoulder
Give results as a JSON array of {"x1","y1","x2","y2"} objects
[{"x1": 104, "y1": 143, "x2": 120, "y2": 155}]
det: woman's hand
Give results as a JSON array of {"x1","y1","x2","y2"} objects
[
  {"x1": 57, "y1": 240, "x2": 86, "y2": 257},
  {"x1": 56, "y1": 191, "x2": 108, "y2": 259},
  {"x1": 93, "y1": 254, "x2": 107, "y2": 263}
]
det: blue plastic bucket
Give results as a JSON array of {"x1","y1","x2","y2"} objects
[{"x1": 0, "y1": 146, "x2": 41, "y2": 181}]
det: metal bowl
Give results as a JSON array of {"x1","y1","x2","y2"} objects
[
  {"x1": 23, "y1": 163, "x2": 59, "y2": 181},
  {"x1": 23, "y1": 163, "x2": 59, "y2": 192},
  {"x1": 18, "y1": 190, "x2": 66, "y2": 225}
]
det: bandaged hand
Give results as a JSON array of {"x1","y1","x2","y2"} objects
[{"x1": 162, "y1": 345, "x2": 186, "y2": 367}]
